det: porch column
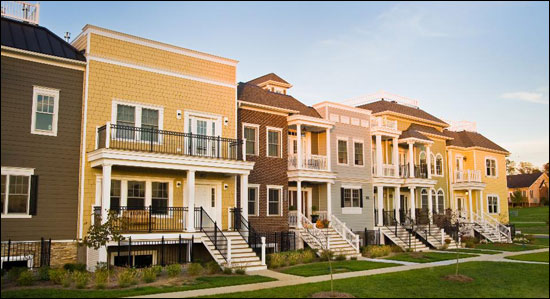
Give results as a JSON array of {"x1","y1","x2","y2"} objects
[
  {"x1": 240, "y1": 174, "x2": 249, "y2": 221},
  {"x1": 392, "y1": 137, "x2": 399, "y2": 177},
  {"x1": 377, "y1": 185, "x2": 383, "y2": 226},
  {"x1": 326, "y1": 182, "x2": 332, "y2": 220},
  {"x1": 480, "y1": 190, "x2": 484, "y2": 220},
  {"x1": 375, "y1": 134, "x2": 383, "y2": 176},
  {"x1": 468, "y1": 189, "x2": 473, "y2": 222},
  {"x1": 408, "y1": 142, "x2": 415, "y2": 178},
  {"x1": 187, "y1": 170, "x2": 196, "y2": 232},
  {"x1": 326, "y1": 128, "x2": 331, "y2": 171},
  {"x1": 394, "y1": 186, "x2": 401, "y2": 223},
  {"x1": 428, "y1": 188, "x2": 435, "y2": 224},
  {"x1": 297, "y1": 124, "x2": 302, "y2": 169},
  {"x1": 101, "y1": 163, "x2": 112, "y2": 224},
  {"x1": 426, "y1": 145, "x2": 432, "y2": 179},
  {"x1": 409, "y1": 186, "x2": 416, "y2": 220},
  {"x1": 297, "y1": 180, "x2": 303, "y2": 228}
]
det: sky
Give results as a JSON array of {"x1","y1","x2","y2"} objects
[{"x1": 39, "y1": 1, "x2": 549, "y2": 167}]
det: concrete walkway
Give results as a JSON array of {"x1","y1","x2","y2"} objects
[{"x1": 132, "y1": 248, "x2": 549, "y2": 298}]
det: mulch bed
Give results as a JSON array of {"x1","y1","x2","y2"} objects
[
  {"x1": 442, "y1": 274, "x2": 474, "y2": 283},
  {"x1": 311, "y1": 291, "x2": 355, "y2": 298}
]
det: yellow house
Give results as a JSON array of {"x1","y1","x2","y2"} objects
[{"x1": 71, "y1": 25, "x2": 261, "y2": 269}]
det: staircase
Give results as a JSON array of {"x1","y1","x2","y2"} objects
[
  {"x1": 472, "y1": 213, "x2": 512, "y2": 243},
  {"x1": 380, "y1": 226, "x2": 430, "y2": 252},
  {"x1": 202, "y1": 232, "x2": 266, "y2": 271},
  {"x1": 415, "y1": 224, "x2": 458, "y2": 249}
]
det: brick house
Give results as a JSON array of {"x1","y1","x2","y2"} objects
[{"x1": 507, "y1": 172, "x2": 549, "y2": 207}]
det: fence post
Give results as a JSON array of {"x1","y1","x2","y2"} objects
[
  {"x1": 178, "y1": 235, "x2": 182, "y2": 264},
  {"x1": 40, "y1": 237, "x2": 44, "y2": 267},
  {"x1": 217, "y1": 136, "x2": 221, "y2": 158},
  {"x1": 149, "y1": 205, "x2": 152, "y2": 233},
  {"x1": 441, "y1": 229, "x2": 445, "y2": 246},
  {"x1": 161, "y1": 236, "x2": 165, "y2": 267},
  {"x1": 128, "y1": 237, "x2": 132, "y2": 268},
  {"x1": 261, "y1": 237, "x2": 266, "y2": 266},
  {"x1": 227, "y1": 238, "x2": 232, "y2": 267},
  {"x1": 190, "y1": 235, "x2": 194, "y2": 263},
  {"x1": 355, "y1": 235, "x2": 360, "y2": 253},
  {"x1": 7, "y1": 239, "x2": 11, "y2": 262}
]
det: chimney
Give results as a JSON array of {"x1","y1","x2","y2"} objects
[{"x1": 64, "y1": 32, "x2": 71, "y2": 43}]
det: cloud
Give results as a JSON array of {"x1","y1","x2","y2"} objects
[{"x1": 500, "y1": 86, "x2": 549, "y2": 105}]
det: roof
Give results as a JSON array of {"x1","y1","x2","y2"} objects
[
  {"x1": 407, "y1": 123, "x2": 450, "y2": 139},
  {"x1": 507, "y1": 173, "x2": 546, "y2": 188},
  {"x1": 399, "y1": 128, "x2": 432, "y2": 142},
  {"x1": 247, "y1": 73, "x2": 290, "y2": 86},
  {"x1": 1, "y1": 17, "x2": 86, "y2": 62},
  {"x1": 237, "y1": 82, "x2": 321, "y2": 118},
  {"x1": 358, "y1": 100, "x2": 448, "y2": 126},
  {"x1": 444, "y1": 130, "x2": 509, "y2": 153}
]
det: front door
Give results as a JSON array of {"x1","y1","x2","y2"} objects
[
  {"x1": 456, "y1": 196, "x2": 465, "y2": 217},
  {"x1": 188, "y1": 116, "x2": 219, "y2": 157},
  {"x1": 289, "y1": 188, "x2": 311, "y2": 217},
  {"x1": 196, "y1": 184, "x2": 218, "y2": 222}
]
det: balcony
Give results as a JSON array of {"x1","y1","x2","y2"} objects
[
  {"x1": 371, "y1": 117, "x2": 399, "y2": 136},
  {"x1": 455, "y1": 170, "x2": 482, "y2": 183},
  {"x1": 96, "y1": 123, "x2": 244, "y2": 161},
  {"x1": 1, "y1": 1, "x2": 39, "y2": 24},
  {"x1": 288, "y1": 154, "x2": 328, "y2": 171},
  {"x1": 372, "y1": 164, "x2": 397, "y2": 178}
]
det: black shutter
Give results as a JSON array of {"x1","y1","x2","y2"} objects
[
  {"x1": 340, "y1": 188, "x2": 345, "y2": 207},
  {"x1": 29, "y1": 175, "x2": 39, "y2": 215},
  {"x1": 360, "y1": 188, "x2": 363, "y2": 208}
]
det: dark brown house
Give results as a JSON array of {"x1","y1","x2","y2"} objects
[{"x1": 1, "y1": 16, "x2": 86, "y2": 268}]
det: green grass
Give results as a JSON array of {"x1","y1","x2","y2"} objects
[
  {"x1": 279, "y1": 260, "x2": 400, "y2": 277},
  {"x1": 514, "y1": 223, "x2": 550, "y2": 235},
  {"x1": 0, "y1": 275, "x2": 274, "y2": 298},
  {"x1": 509, "y1": 206, "x2": 549, "y2": 235},
  {"x1": 445, "y1": 248, "x2": 501, "y2": 255},
  {"x1": 506, "y1": 251, "x2": 549, "y2": 263},
  {"x1": 531, "y1": 237, "x2": 549, "y2": 247},
  {"x1": 475, "y1": 243, "x2": 544, "y2": 252},
  {"x1": 205, "y1": 262, "x2": 549, "y2": 298},
  {"x1": 383, "y1": 252, "x2": 476, "y2": 263}
]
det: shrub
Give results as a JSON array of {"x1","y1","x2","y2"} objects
[
  {"x1": 38, "y1": 266, "x2": 50, "y2": 281},
  {"x1": 151, "y1": 265, "x2": 163, "y2": 277},
  {"x1": 444, "y1": 238, "x2": 452, "y2": 245},
  {"x1": 61, "y1": 272, "x2": 72, "y2": 288},
  {"x1": 287, "y1": 251, "x2": 302, "y2": 266},
  {"x1": 301, "y1": 249, "x2": 316, "y2": 264},
  {"x1": 63, "y1": 263, "x2": 87, "y2": 273},
  {"x1": 94, "y1": 269, "x2": 108, "y2": 289},
  {"x1": 362, "y1": 245, "x2": 392, "y2": 258},
  {"x1": 118, "y1": 268, "x2": 139, "y2": 288},
  {"x1": 222, "y1": 267, "x2": 233, "y2": 275},
  {"x1": 234, "y1": 267, "x2": 246, "y2": 275},
  {"x1": 49, "y1": 268, "x2": 66, "y2": 285},
  {"x1": 16, "y1": 270, "x2": 34, "y2": 286},
  {"x1": 350, "y1": 256, "x2": 357, "y2": 261},
  {"x1": 390, "y1": 245, "x2": 403, "y2": 253},
  {"x1": 7, "y1": 267, "x2": 26, "y2": 282},
  {"x1": 73, "y1": 271, "x2": 90, "y2": 289},
  {"x1": 95, "y1": 262, "x2": 109, "y2": 273},
  {"x1": 186, "y1": 263, "x2": 203, "y2": 276},
  {"x1": 267, "y1": 253, "x2": 286, "y2": 269},
  {"x1": 335, "y1": 254, "x2": 347, "y2": 261},
  {"x1": 320, "y1": 249, "x2": 334, "y2": 261},
  {"x1": 142, "y1": 267, "x2": 157, "y2": 283},
  {"x1": 166, "y1": 264, "x2": 182, "y2": 278},
  {"x1": 461, "y1": 236, "x2": 478, "y2": 248},
  {"x1": 205, "y1": 261, "x2": 221, "y2": 275}
]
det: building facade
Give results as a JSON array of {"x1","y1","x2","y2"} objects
[{"x1": 507, "y1": 172, "x2": 549, "y2": 207}]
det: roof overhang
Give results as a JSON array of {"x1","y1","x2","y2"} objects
[
  {"x1": 399, "y1": 137, "x2": 434, "y2": 145},
  {"x1": 287, "y1": 114, "x2": 334, "y2": 129},
  {"x1": 372, "y1": 111, "x2": 449, "y2": 128},
  {"x1": 257, "y1": 80, "x2": 292, "y2": 89},
  {"x1": 313, "y1": 101, "x2": 372, "y2": 116},
  {"x1": 1, "y1": 45, "x2": 87, "y2": 70},
  {"x1": 237, "y1": 100, "x2": 298, "y2": 115},
  {"x1": 446, "y1": 146, "x2": 509, "y2": 156}
]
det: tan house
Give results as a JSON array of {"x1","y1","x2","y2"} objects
[{"x1": 507, "y1": 172, "x2": 549, "y2": 207}]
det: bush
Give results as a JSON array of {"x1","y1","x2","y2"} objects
[
  {"x1": 186, "y1": 263, "x2": 203, "y2": 276},
  {"x1": 141, "y1": 267, "x2": 157, "y2": 283},
  {"x1": 49, "y1": 268, "x2": 66, "y2": 285},
  {"x1": 38, "y1": 266, "x2": 50, "y2": 281},
  {"x1": 350, "y1": 256, "x2": 357, "y2": 261},
  {"x1": 301, "y1": 249, "x2": 317, "y2": 264},
  {"x1": 94, "y1": 269, "x2": 108, "y2": 289},
  {"x1": 234, "y1": 267, "x2": 246, "y2": 275},
  {"x1": 16, "y1": 270, "x2": 34, "y2": 286},
  {"x1": 7, "y1": 267, "x2": 26, "y2": 282},
  {"x1": 334, "y1": 254, "x2": 347, "y2": 261},
  {"x1": 320, "y1": 250, "x2": 334, "y2": 261},
  {"x1": 151, "y1": 265, "x2": 163, "y2": 277},
  {"x1": 461, "y1": 236, "x2": 478, "y2": 248},
  {"x1": 118, "y1": 268, "x2": 139, "y2": 288},
  {"x1": 362, "y1": 245, "x2": 392, "y2": 258},
  {"x1": 63, "y1": 263, "x2": 87, "y2": 273},
  {"x1": 267, "y1": 253, "x2": 286, "y2": 269},
  {"x1": 205, "y1": 261, "x2": 221, "y2": 275},
  {"x1": 61, "y1": 272, "x2": 72, "y2": 288},
  {"x1": 287, "y1": 251, "x2": 302, "y2": 266},
  {"x1": 73, "y1": 271, "x2": 90, "y2": 289},
  {"x1": 222, "y1": 267, "x2": 233, "y2": 275},
  {"x1": 166, "y1": 264, "x2": 182, "y2": 278}
]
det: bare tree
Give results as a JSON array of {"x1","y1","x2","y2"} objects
[{"x1": 517, "y1": 162, "x2": 541, "y2": 174}]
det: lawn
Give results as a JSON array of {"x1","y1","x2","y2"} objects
[
  {"x1": 475, "y1": 243, "x2": 544, "y2": 252},
  {"x1": 505, "y1": 251, "x2": 549, "y2": 263},
  {"x1": 0, "y1": 275, "x2": 274, "y2": 298},
  {"x1": 514, "y1": 223, "x2": 550, "y2": 235},
  {"x1": 205, "y1": 262, "x2": 549, "y2": 298},
  {"x1": 383, "y1": 252, "x2": 476, "y2": 263},
  {"x1": 531, "y1": 237, "x2": 549, "y2": 247},
  {"x1": 445, "y1": 248, "x2": 501, "y2": 255},
  {"x1": 279, "y1": 260, "x2": 400, "y2": 277},
  {"x1": 509, "y1": 206, "x2": 549, "y2": 235}
]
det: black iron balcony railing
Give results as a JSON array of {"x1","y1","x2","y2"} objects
[
  {"x1": 414, "y1": 164, "x2": 429, "y2": 179},
  {"x1": 96, "y1": 123, "x2": 244, "y2": 161}
]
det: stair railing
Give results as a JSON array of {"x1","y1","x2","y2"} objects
[
  {"x1": 231, "y1": 208, "x2": 260, "y2": 257},
  {"x1": 482, "y1": 212, "x2": 512, "y2": 242},
  {"x1": 330, "y1": 214, "x2": 360, "y2": 253},
  {"x1": 384, "y1": 212, "x2": 412, "y2": 251},
  {"x1": 298, "y1": 211, "x2": 329, "y2": 250},
  {"x1": 197, "y1": 207, "x2": 228, "y2": 262}
]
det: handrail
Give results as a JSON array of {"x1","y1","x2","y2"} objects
[
  {"x1": 330, "y1": 214, "x2": 360, "y2": 253},
  {"x1": 455, "y1": 170, "x2": 482, "y2": 183},
  {"x1": 197, "y1": 207, "x2": 228, "y2": 262},
  {"x1": 481, "y1": 212, "x2": 511, "y2": 242},
  {"x1": 298, "y1": 211, "x2": 328, "y2": 250},
  {"x1": 383, "y1": 211, "x2": 412, "y2": 251},
  {"x1": 231, "y1": 208, "x2": 260, "y2": 258}
]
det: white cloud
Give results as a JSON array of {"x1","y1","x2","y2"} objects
[
  {"x1": 501, "y1": 138, "x2": 549, "y2": 166},
  {"x1": 500, "y1": 86, "x2": 549, "y2": 105}
]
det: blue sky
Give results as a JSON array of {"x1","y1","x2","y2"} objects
[{"x1": 41, "y1": 1, "x2": 549, "y2": 167}]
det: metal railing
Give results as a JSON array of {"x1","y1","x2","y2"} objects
[
  {"x1": 197, "y1": 207, "x2": 228, "y2": 262},
  {"x1": 96, "y1": 123, "x2": 244, "y2": 161},
  {"x1": 1, "y1": 1, "x2": 39, "y2": 24},
  {"x1": 230, "y1": 208, "x2": 259, "y2": 258},
  {"x1": 330, "y1": 214, "x2": 360, "y2": 253},
  {"x1": 414, "y1": 164, "x2": 429, "y2": 179},
  {"x1": 455, "y1": 170, "x2": 482, "y2": 183},
  {"x1": 288, "y1": 154, "x2": 328, "y2": 170},
  {"x1": 93, "y1": 206, "x2": 188, "y2": 233},
  {"x1": 109, "y1": 235, "x2": 192, "y2": 268},
  {"x1": 1, "y1": 238, "x2": 50, "y2": 269},
  {"x1": 248, "y1": 231, "x2": 296, "y2": 255}
]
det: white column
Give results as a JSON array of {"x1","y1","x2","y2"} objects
[
  {"x1": 101, "y1": 164, "x2": 112, "y2": 223},
  {"x1": 468, "y1": 189, "x2": 473, "y2": 222},
  {"x1": 227, "y1": 238, "x2": 232, "y2": 266},
  {"x1": 240, "y1": 174, "x2": 249, "y2": 221},
  {"x1": 426, "y1": 145, "x2": 432, "y2": 179},
  {"x1": 394, "y1": 186, "x2": 401, "y2": 223},
  {"x1": 375, "y1": 135, "x2": 383, "y2": 176},
  {"x1": 187, "y1": 170, "x2": 196, "y2": 232},
  {"x1": 297, "y1": 180, "x2": 302, "y2": 228},
  {"x1": 326, "y1": 182, "x2": 332, "y2": 220},
  {"x1": 428, "y1": 188, "x2": 434, "y2": 224},
  {"x1": 480, "y1": 190, "x2": 484, "y2": 220},
  {"x1": 261, "y1": 237, "x2": 266, "y2": 265},
  {"x1": 326, "y1": 128, "x2": 331, "y2": 171},
  {"x1": 408, "y1": 142, "x2": 415, "y2": 178},
  {"x1": 297, "y1": 124, "x2": 302, "y2": 169},
  {"x1": 392, "y1": 137, "x2": 399, "y2": 177},
  {"x1": 409, "y1": 186, "x2": 416, "y2": 220},
  {"x1": 377, "y1": 185, "x2": 383, "y2": 226}
]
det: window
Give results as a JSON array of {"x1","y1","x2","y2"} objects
[
  {"x1": 338, "y1": 139, "x2": 348, "y2": 164},
  {"x1": 343, "y1": 188, "x2": 361, "y2": 207},
  {"x1": 267, "y1": 129, "x2": 281, "y2": 157},
  {"x1": 210, "y1": 187, "x2": 216, "y2": 208},
  {"x1": 486, "y1": 158, "x2": 497, "y2": 177},
  {"x1": 354, "y1": 142, "x2": 364, "y2": 166},
  {"x1": 141, "y1": 108, "x2": 159, "y2": 142},
  {"x1": 430, "y1": 154, "x2": 436, "y2": 175},
  {"x1": 1, "y1": 175, "x2": 5, "y2": 215},
  {"x1": 248, "y1": 186, "x2": 258, "y2": 216},
  {"x1": 127, "y1": 181, "x2": 145, "y2": 209},
  {"x1": 113, "y1": 101, "x2": 163, "y2": 141},
  {"x1": 243, "y1": 125, "x2": 258, "y2": 155},
  {"x1": 1, "y1": 173, "x2": 31, "y2": 216},
  {"x1": 488, "y1": 195, "x2": 499, "y2": 214},
  {"x1": 431, "y1": 191, "x2": 437, "y2": 212},
  {"x1": 116, "y1": 104, "x2": 136, "y2": 139},
  {"x1": 421, "y1": 189, "x2": 429, "y2": 209},
  {"x1": 437, "y1": 190, "x2": 445, "y2": 213},
  {"x1": 267, "y1": 187, "x2": 281, "y2": 216},
  {"x1": 31, "y1": 87, "x2": 59, "y2": 136},
  {"x1": 152, "y1": 182, "x2": 168, "y2": 214},
  {"x1": 529, "y1": 190, "x2": 533, "y2": 199},
  {"x1": 110, "y1": 180, "x2": 121, "y2": 211},
  {"x1": 435, "y1": 155, "x2": 443, "y2": 176}
]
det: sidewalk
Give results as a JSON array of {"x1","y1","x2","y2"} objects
[{"x1": 131, "y1": 248, "x2": 549, "y2": 298}]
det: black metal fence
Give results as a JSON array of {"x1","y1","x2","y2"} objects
[
  {"x1": 197, "y1": 207, "x2": 228, "y2": 262},
  {"x1": 1, "y1": 238, "x2": 51, "y2": 270},
  {"x1": 109, "y1": 236, "x2": 192, "y2": 268},
  {"x1": 363, "y1": 229, "x2": 381, "y2": 246},
  {"x1": 94, "y1": 206, "x2": 189, "y2": 233},
  {"x1": 97, "y1": 124, "x2": 243, "y2": 160},
  {"x1": 248, "y1": 231, "x2": 296, "y2": 255}
]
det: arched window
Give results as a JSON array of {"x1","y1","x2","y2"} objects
[
  {"x1": 430, "y1": 154, "x2": 436, "y2": 175},
  {"x1": 421, "y1": 189, "x2": 429, "y2": 210},
  {"x1": 435, "y1": 154, "x2": 443, "y2": 176},
  {"x1": 419, "y1": 152, "x2": 427, "y2": 166},
  {"x1": 437, "y1": 190, "x2": 445, "y2": 213},
  {"x1": 431, "y1": 190, "x2": 437, "y2": 212}
]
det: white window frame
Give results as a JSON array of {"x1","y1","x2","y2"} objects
[
  {"x1": 31, "y1": 86, "x2": 60, "y2": 136},
  {"x1": 242, "y1": 123, "x2": 260, "y2": 156},
  {"x1": 337, "y1": 137, "x2": 349, "y2": 166},
  {"x1": 353, "y1": 139, "x2": 365, "y2": 167},
  {"x1": 111, "y1": 99, "x2": 165, "y2": 143},
  {"x1": 434, "y1": 153, "x2": 444, "y2": 176},
  {"x1": 266, "y1": 185, "x2": 283, "y2": 216},
  {"x1": 266, "y1": 127, "x2": 283, "y2": 158},
  {"x1": 341, "y1": 184, "x2": 363, "y2": 214},
  {"x1": 247, "y1": 184, "x2": 260, "y2": 216},
  {"x1": 485, "y1": 157, "x2": 498, "y2": 178},
  {"x1": 486, "y1": 194, "x2": 500, "y2": 214},
  {"x1": 1, "y1": 167, "x2": 34, "y2": 219},
  {"x1": 437, "y1": 188, "x2": 445, "y2": 212},
  {"x1": 184, "y1": 110, "x2": 222, "y2": 136}
]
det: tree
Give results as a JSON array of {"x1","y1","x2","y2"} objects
[
  {"x1": 543, "y1": 162, "x2": 549, "y2": 174},
  {"x1": 517, "y1": 162, "x2": 541, "y2": 174},
  {"x1": 506, "y1": 159, "x2": 517, "y2": 175},
  {"x1": 83, "y1": 210, "x2": 125, "y2": 250},
  {"x1": 510, "y1": 190, "x2": 527, "y2": 207}
]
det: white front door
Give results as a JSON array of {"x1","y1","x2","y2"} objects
[{"x1": 196, "y1": 184, "x2": 218, "y2": 223}]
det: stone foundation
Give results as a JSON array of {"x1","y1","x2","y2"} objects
[{"x1": 49, "y1": 241, "x2": 79, "y2": 267}]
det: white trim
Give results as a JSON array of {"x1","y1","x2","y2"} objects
[
  {"x1": 111, "y1": 99, "x2": 165, "y2": 142},
  {"x1": 242, "y1": 123, "x2": 260, "y2": 156},
  {"x1": 1, "y1": 167, "x2": 34, "y2": 218},
  {"x1": 266, "y1": 185, "x2": 283, "y2": 216},
  {"x1": 352, "y1": 139, "x2": 365, "y2": 167},
  {"x1": 312, "y1": 101, "x2": 372, "y2": 116},
  {"x1": 266, "y1": 126, "x2": 283, "y2": 158},
  {"x1": 436, "y1": 188, "x2": 445, "y2": 211},
  {"x1": 79, "y1": 33, "x2": 91, "y2": 239},
  {"x1": 342, "y1": 207, "x2": 362, "y2": 215},
  {"x1": 484, "y1": 156, "x2": 498, "y2": 178},
  {"x1": 30, "y1": 86, "x2": 60, "y2": 136},
  {"x1": 486, "y1": 194, "x2": 500, "y2": 214},
  {"x1": 1, "y1": 46, "x2": 86, "y2": 70},
  {"x1": 336, "y1": 136, "x2": 349, "y2": 166},
  {"x1": 433, "y1": 153, "x2": 444, "y2": 176},
  {"x1": 184, "y1": 110, "x2": 222, "y2": 136},
  {"x1": 341, "y1": 186, "x2": 362, "y2": 208},
  {"x1": 247, "y1": 184, "x2": 260, "y2": 217}
]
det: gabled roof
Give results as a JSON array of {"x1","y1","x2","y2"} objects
[
  {"x1": 507, "y1": 173, "x2": 546, "y2": 189},
  {"x1": 399, "y1": 129, "x2": 432, "y2": 142},
  {"x1": 358, "y1": 100, "x2": 448, "y2": 126},
  {"x1": 237, "y1": 82, "x2": 321, "y2": 118},
  {"x1": 1, "y1": 17, "x2": 86, "y2": 62},
  {"x1": 247, "y1": 73, "x2": 290, "y2": 86},
  {"x1": 444, "y1": 130, "x2": 509, "y2": 153},
  {"x1": 407, "y1": 123, "x2": 450, "y2": 139}
]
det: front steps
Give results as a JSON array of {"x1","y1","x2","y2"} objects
[
  {"x1": 297, "y1": 227, "x2": 361, "y2": 259},
  {"x1": 380, "y1": 226, "x2": 430, "y2": 252},
  {"x1": 472, "y1": 222, "x2": 509, "y2": 243},
  {"x1": 201, "y1": 232, "x2": 267, "y2": 272},
  {"x1": 415, "y1": 224, "x2": 458, "y2": 249}
]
